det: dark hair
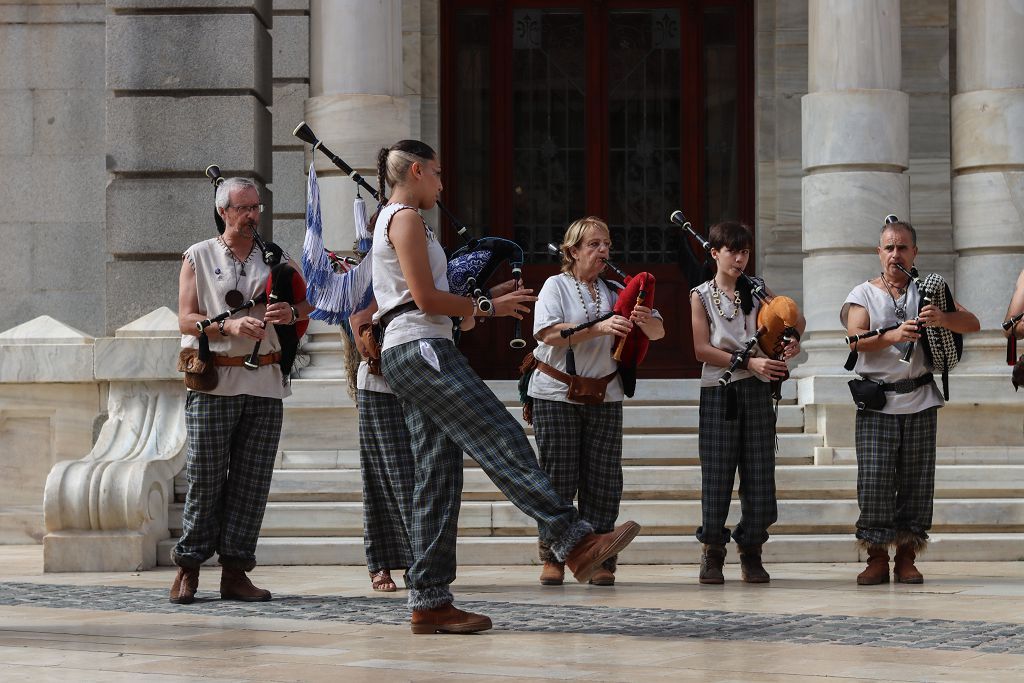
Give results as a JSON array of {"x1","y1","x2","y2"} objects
[
  {"x1": 708, "y1": 221, "x2": 756, "y2": 315},
  {"x1": 369, "y1": 140, "x2": 437, "y2": 232},
  {"x1": 708, "y1": 221, "x2": 753, "y2": 252}
]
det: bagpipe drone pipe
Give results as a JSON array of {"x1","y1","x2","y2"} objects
[
  {"x1": 670, "y1": 211, "x2": 801, "y2": 402},
  {"x1": 545, "y1": 243, "x2": 656, "y2": 398},
  {"x1": 292, "y1": 122, "x2": 526, "y2": 349},
  {"x1": 204, "y1": 165, "x2": 308, "y2": 375}
]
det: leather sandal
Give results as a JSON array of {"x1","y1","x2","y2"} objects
[{"x1": 370, "y1": 569, "x2": 398, "y2": 592}]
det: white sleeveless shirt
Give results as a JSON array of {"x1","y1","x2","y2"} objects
[
  {"x1": 371, "y1": 203, "x2": 454, "y2": 352},
  {"x1": 180, "y1": 237, "x2": 290, "y2": 400},
  {"x1": 692, "y1": 279, "x2": 767, "y2": 388}
]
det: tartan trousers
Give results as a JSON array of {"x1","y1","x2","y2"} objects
[
  {"x1": 172, "y1": 391, "x2": 282, "y2": 570},
  {"x1": 854, "y1": 407, "x2": 938, "y2": 547},
  {"x1": 533, "y1": 398, "x2": 623, "y2": 571},
  {"x1": 696, "y1": 378, "x2": 778, "y2": 547},
  {"x1": 358, "y1": 389, "x2": 415, "y2": 573},
  {"x1": 382, "y1": 338, "x2": 588, "y2": 610}
]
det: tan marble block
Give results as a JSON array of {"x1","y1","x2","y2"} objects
[
  {"x1": 808, "y1": 0, "x2": 901, "y2": 92},
  {"x1": 802, "y1": 171, "x2": 909, "y2": 251},
  {"x1": 951, "y1": 89, "x2": 1024, "y2": 170},
  {"x1": 802, "y1": 90, "x2": 910, "y2": 170}
]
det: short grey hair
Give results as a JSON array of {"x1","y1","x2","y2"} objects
[{"x1": 215, "y1": 177, "x2": 260, "y2": 210}]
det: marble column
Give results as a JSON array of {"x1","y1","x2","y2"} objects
[
  {"x1": 301, "y1": 0, "x2": 413, "y2": 378},
  {"x1": 104, "y1": 0, "x2": 273, "y2": 334},
  {"x1": 796, "y1": 0, "x2": 909, "y2": 375},
  {"x1": 951, "y1": 0, "x2": 1024, "y2": 372}
]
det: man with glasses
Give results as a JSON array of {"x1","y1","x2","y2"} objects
[{"x1": 171, "y1": 177, "x2": 312, "y2": 604}]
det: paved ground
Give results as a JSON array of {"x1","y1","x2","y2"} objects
[{"x1": 1, "y1": 546, "x2": 1023, "y2": 681}]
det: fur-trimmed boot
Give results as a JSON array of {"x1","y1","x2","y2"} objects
[
  {"x1": 893, "y1": 545, "x2": 924, "y2": 584},
  {"x1": 856, "y1": 545, "x2": 890, "y2": 585},
  {"x1": 737, "y1": 544, "x2": 770, "y2": 583},
  {"x1": 539, "y1": 561, "x2": 565, "y2": 586},
  {"x1": 699, "y1": 544, "x2": 727, "y2": 585}
]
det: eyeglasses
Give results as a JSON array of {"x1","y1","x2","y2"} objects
[{"x1": 228, "y1": 204, "x2": 264, "y2": 214}]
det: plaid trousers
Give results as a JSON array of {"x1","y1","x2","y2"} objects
[
  {"x1": 172, "y1": 391, "x2": 282, "y2": 570},
  {"x1": 854, "y1": 407, "x2": 937, "y2": 547},
  {"x1": 696, "y1": 378, "x2": 778, "y2": 547},
  {"x1": 358, "y1": 389, "x2": 415, "y2": 573},
  {"x1": 382, "y1": 338, "x2": 585, "y2": 609},
  {"x1": 533, "y1": 398, "x2": 623, "y2": 571}
]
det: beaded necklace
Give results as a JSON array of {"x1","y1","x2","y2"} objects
[
  {"x1": 566, "y1": 272, "x2": 602, "y2": 322},
  {"x1": 710, "y1": 279, "x2": 742, "y2": 321}
]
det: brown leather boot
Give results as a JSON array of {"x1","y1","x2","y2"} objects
[
  {"x1": 564, "y1": 521, "x2": 641, "y2": 584},
  {"x1": 857, "y1": 545, "x2": 890, "y2": 585},
  {"x1": 220, "y1": 567, "x2": 272, "y2": 601},
  {"x1": 169, "y1": 566, "x2": 199, "y2": 604},
  {"x1": 411, "y1": 603, "x2": 492, "y2": 634},
  {"x1": 588, "y1": 567, "x2": 615, "y2": 586},
  {"x1": 737, "y1": 544, "x2": 770, "y2": 583},
  {"x1": 893, "y1": 545, "x2": 924, "y2": 584},
  {"x1": 539, "y1": 561, "x2": 565, "y2": 586},
  {"x1": 699, "y1": 544, "x2": 727, "y2": 585}
]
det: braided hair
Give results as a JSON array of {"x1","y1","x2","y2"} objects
[{"x1": 368, "y1": 140, "x2": 437, "y2": 233}]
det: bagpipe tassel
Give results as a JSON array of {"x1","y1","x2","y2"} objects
[
  {"x1": 302, "y1": 162, "x2": 374, "y2": 325},
  {"x1": 353, "y1": 191, "x2": 371, "y2": 243}
]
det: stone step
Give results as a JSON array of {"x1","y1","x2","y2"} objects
[
  {"x1": 284, "y1": 378, "x2": 799, "y2": 408},
  {"x1": 273, "y1": 432, "x2": 823, "y2": 470},
  {"x1": 177, "y1": 464, "x2": 1024, "y2": 502},
  {"x1": 156, "y1": 532, "x2": 1024, "y2": 566},
  {"x1": 828, "y1": 446, "x2": 1024, "y2": 466},
  {"x1": 169, "y1": 496, "x2": 1024, "y2": 537}
]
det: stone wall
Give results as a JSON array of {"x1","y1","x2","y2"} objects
[{"x1": 0, "y1": 1, "x2": 107, "y2": 337}]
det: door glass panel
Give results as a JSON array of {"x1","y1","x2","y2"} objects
[
  {"x1": 454, "y1": 9, "x2": 491, "y2": 236},
  {"x1": 511, "y1": 9, "x2": 587, "y2": 259},
  {"x1": 607, "y1": 9, "x2": 682, "y2": 264},
  {"x1": 703, "y1": 7, "x2": 738, "y2": 224}
]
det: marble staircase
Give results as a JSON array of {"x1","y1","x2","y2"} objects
[{"x1": 158, "y1": 379, "x2": 1024, "y2": 566}]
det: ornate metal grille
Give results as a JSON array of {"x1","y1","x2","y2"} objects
[{"x1": 607, "y1": 9, "x2": 682, "y2": 264}]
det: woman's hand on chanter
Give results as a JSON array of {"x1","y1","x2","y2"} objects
[
  {"x1": 597, "y1": 314, "x2": 633, "y2": 339},
  {"x1": 491, "y1": 287, "x2": 537, "y2": 319}
]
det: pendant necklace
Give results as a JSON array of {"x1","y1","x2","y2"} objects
[
  {"x1": 219, "y1": 236, "x2": 254, "y2": 308},
  {"x1": 710, "y1": 279, "x2": 741, "y2": 321},
  {"x1": 880, "y1": 273, "x2": 907, "y2": 322}
]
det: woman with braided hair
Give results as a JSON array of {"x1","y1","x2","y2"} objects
[{"x1": 371, "y1": 139, "x2": 641, "y2": 634}]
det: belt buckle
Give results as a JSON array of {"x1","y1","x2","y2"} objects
[{"x1": 892, "y1": 378, "x2": 915, "y2": 394}]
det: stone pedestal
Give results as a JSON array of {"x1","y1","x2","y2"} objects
[
  {"x1": 104, "y1": 1, "x2": 273, "y2": 335},
  {"x1": 42, "y1": 308, "x2": 187, "y2": 572},
  {"x1": 797, "y1": 0, "x2": 908, "y2": 376},
  {"x1": 951, "y1": 0, "x2": 1024, "y2": 371}
]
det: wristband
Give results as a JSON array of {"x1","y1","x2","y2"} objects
[
  {"x1": 217, "y1": 319, "x2": 227, "y2": 336},
  {"x1": 289, "y1": 305, "x2": 299, "y2": 324}
]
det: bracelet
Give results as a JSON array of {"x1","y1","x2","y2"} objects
[
  {"x1": 289, "y1": 305, "x2": 299, "y2": 325},
  {"x1": 217, "y1": 319, "x2": 227, "y2": 336}
]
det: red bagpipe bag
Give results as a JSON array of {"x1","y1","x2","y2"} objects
[{"x1": 612, "y1": 271, "x2": 656, "y2": 398}]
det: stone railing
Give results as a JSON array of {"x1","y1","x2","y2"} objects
[{"x1": 0, "y1": 308, "x2": 187, "y2": 571}]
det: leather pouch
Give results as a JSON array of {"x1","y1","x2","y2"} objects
[
  {"x1": 359, "y1": 322, "x2": 383, "y2": 376},
  {"x1": 177, "y1": 348, "x2": 218, "y2": 392},
  {"x1": 566, "y1": 374, "x2": 612, "y2": 405},
  {"x1": 848, "y1": 377, "x2": 886, "y2": 411}
]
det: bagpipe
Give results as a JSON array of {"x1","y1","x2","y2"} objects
[
  {"x1": 291, "y1": 122, "x2": 527, "y2": 349},
  {"x1": 670, "y1": 211, "x2": 801, "y2": 401},
  {"x1": 1001, "y1": 312, "x2": 1024, "y2": 390},
  {"x1": 203, "y1": 165, "x2": 308, "y2": 376},
  {"x1": 888, "y1": 216, "x2": 961, "y2": 400},
  {"x1": 545, "y1": 243, "x2": 656, "y2": 398}
]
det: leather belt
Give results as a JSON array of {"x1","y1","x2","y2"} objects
[
  {"x1": 214, "y1": 352, "x2": 281, "y2": 367},
  {"x1": 536, "y1": 360, "x2": 617, "y2": 386},
  {"x1": 880, "y1": 373, "x2": 934, "y2": 394},
  {"x1": 380, "y1": 301, "x2": 419, "y2": 332}
]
